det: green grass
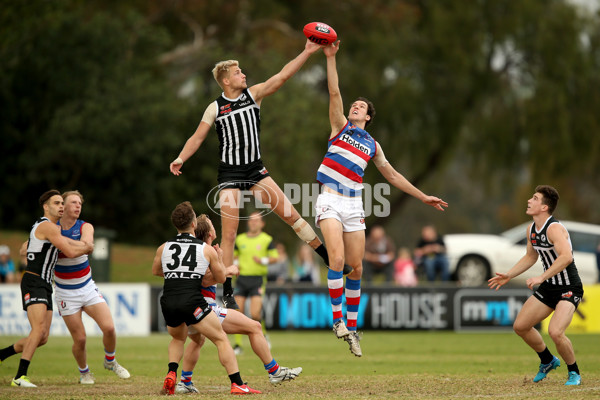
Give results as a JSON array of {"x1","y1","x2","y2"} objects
[{"x1": 1, "y1": 332, "x2": 599, "y2": 399}]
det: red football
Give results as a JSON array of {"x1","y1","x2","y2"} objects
[{"x1": 303, "y1": 22, "x2": 337, "y2": 45}]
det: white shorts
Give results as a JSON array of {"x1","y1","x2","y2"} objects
[
  {"x1": 54, "y1": 280, "x2": 106, "y2": 317},
  {"x1": 187, "y1": 302, "x2": 229, "y2": 335},
  {"x1": 315, "y1": 191, "x2": 366, "y2": 232}
]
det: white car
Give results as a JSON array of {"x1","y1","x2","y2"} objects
[{"x1": 445, "y1": 220, "x2": 600, "y2": 287}]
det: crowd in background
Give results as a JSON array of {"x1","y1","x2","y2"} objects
[
  {"x1": 264, "y1": 224, "x2": 452, "y2": 287},
  {"x1": 0, "y1": 245, "x2": 26, "y2": 284}
]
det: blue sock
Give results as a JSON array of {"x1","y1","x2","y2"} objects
[{"x1": 264, "y1": 358, "x2": 279, "y2": 374}]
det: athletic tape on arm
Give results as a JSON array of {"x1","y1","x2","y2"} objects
[{"x1": 292, "y1": 218, "x2": 317, "y2": 243}]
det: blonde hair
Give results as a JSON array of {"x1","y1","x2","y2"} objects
[
  {"x1": 62, "y1": 190, "x2": 84, "y2": 204},
  {"x1": 212, "y1": 60, "x2": 239, "y2": 89}
]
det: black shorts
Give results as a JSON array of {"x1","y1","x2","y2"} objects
[
  {"x1": 217, "y1": 159, "x2": 270, "y2": 191},
  {"x1": 160, "y1": 293, "x2": 212, "y2": 328},
  {"x1": 533, "y1": 282, "x2": 584, "y2": 310},
  {"x1": 20, "y1": 272, "x2": 53, "y2": 311},
  {"x1": 234, "y1": 275, "x2": 266, "y2": 298}
]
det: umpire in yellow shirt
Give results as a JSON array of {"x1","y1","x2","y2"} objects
[{"x1": 232, "y1": 211, "x2": 279, "y2": 353}]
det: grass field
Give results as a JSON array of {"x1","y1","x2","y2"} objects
[{"x1": 0, "y1": 331, "x2": 598, "y2": 399}]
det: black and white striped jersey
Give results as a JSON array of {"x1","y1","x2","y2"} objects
[
  {"x1": 213, "y1": 88, "x2": 261, "y2": 166},
  {"x1": 529, "y1": 216, "x2": 581, "y2": 286},
  {"x1": 26, "y1": 217, "x2": 59, "y2": 285},
  {"x1": 161, "y1": 233, "x2": 209, "y2": 295}
]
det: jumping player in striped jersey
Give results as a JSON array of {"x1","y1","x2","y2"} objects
[
  {"x1": 0, "y1": 190, "x2": 93, "y2": 388},
  {"x1": 54, "y1": 190, "x2": 130, "y2": 384},
  {"x1": 169, "y1": 39, "x2": 350, "y2": 311},
  {"x1": 152, "y1": 202, "x2": 260, "y2": 395},
  {"x1": 174, "y1": 214, "x2": 301, "y2": 394},
  {"x1": 318, "y1": 41, "x2": 448, "y2": 357},
  {"x1": 489, "y1": 185, "x2": 583, "y2": 386}
]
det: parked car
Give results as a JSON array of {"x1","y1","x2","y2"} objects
[{"x1": 445, "y1": 220, "x2": 600, "y2": 287}]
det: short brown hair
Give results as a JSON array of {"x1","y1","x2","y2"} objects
[
  {"x1": 62, "y1": 190, "x2": 84, "y2": 204},
  {"x1": 535, "y1": 185, "x2": 559, "y2": 214},
  {"x1": 171, "y1": 201, "x2": 196, "y2": 231},
  {"x1": 195, "y1": 214, "x2": 212, "y2": 242},
  {"x1": 39, "y1": 189, "x2": 61, "y2": 207},
  {"x1": 355, "y1": 97, "x2": 376, "y2": 127},
  {"x1": 212, "y1": 60, "x2": 239, "y2": 89}
]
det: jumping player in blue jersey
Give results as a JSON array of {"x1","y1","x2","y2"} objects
[
  {"x1": 489, "y1": 185, "x2": 583, "y2": 386},
  {"x1": 317, "y1": 41, "x2": 448, "y2": 357}
]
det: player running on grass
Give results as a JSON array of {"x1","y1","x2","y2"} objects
[
  {"x1": 152, "y1": 201, "x2": 260, "y2": 395},
  {"x1": 488, "y1": 185, "x2": 583, "y2": 386},
  {"x1": 169, "y1": 39, "x2": 350, "y2": 311},
  {"x1": 317, "y1": 41, "x2": 448, "y2": 357},
  {"x1": 174, "y1": 214, "x2": 301, "y2": 394}
]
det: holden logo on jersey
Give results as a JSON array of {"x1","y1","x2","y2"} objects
[
  {"x1": 573, "y1": 296, "x2": 581, "y2": 304},
  {"x1": 561, "y1": 291, "x2": 573, "y2": 299},
  {"x1": 339, "y1": 134, "x2": 371, "y2": 155},
  {"x1": 240, "y1": 93, "x2": 247, "y2": 101},
  {"x1": 540, "y1": 234, "x2": 546, "y2": 242},
  {"x1": 193, "y1": 307, "x2": 204, "y2": 320}
]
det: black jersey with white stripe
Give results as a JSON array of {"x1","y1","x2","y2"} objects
[
  {"x1": 214, "y1": 88, "x2": 261, "y2": 165},
  {"x1": 161, "y1": 233, "x2": 209, "y2": 295},
  {"x1": 529, "y1": 216, "x2": 581, "y2": 286},
  {"x1": 26, "y1": 217, "x2": 59, "y2": 285}
]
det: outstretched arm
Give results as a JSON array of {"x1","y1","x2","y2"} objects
[
  {"x1": 374, "y1": 143, "x2": 448, "y2": 211},
  {"x1": 324, "y1": 40, "x2": 347, "y2": 137},
  {"x1": 488, "y1": 225, "x2": 538, "y2": 290},
  {"x1": 249, "y1": 39, "x2": 323, "y2": 103},
  {"x1": 170, "y1": 104, "x2": 215, "y2": 175}
]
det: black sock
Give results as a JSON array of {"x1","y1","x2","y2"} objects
[
  {"x1": 15, "y1": 358, "x2": 30, "y2": 380},
  {"x1": 229, "y1": 371, "x2": 243, "y2": 386},
  {"x1": 223, "y1": 277, "x2": 233, "y2": 295},
  {"x1": 0, "y1": 344, "x2": 17, "y2": 361},
  {"x1": 537, "y1": 347, "x2": 554, "y2": 365},
  {"x1": 168, "y1": 362, "x2": 178, "y2": 374},
  {"x1": 314, "y1": 244, "x2": 329, "y2": 266},
  {"x1": 567, "y1": 362, "x2": 580, "y2": 375}
]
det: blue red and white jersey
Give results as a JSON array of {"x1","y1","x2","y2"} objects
[
  {"x1": 55, "y1": 219, "x2": 92, "y2": 290},
  {"x1": 202, "y1": 284, "x2": 217, "y2": 306},
  {"x1": 316, "y1": 121, "x2": 377, "y2": 197}
]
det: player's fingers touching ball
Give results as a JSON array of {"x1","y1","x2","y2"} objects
[{"x1": 303, "y1": 22, "x2": 337, "y2": 45}]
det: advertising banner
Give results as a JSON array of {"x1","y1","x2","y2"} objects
[{"x1": 0, "y1": 283, "x2": 150, "y2": 336}]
